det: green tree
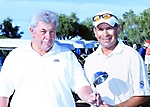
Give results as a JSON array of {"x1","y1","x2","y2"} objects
[
  {"x1": 0, "y1": 17, "x2": 24, "y2": 38},
  {"x1": 0, "y1": 17, "x2": 24, "y2": 57},
  {"x1": 79, "y1": 18, "x2": 96, "y2": 40},
  {"x1": 57, "y1": 12, "x2": 95, "y2": 40},
  {"x1": 119, "y1": 10, "x2": 139, "y2": 44},
  {"x1": 57, "y1": 12, "x2": 79, "y2": 40},
  {"x1": 119, "y1": 8, "x2": 150, "y2": 46},
  {"x1": 138, "y1": 8, "x2": 150, "y2": 41}
]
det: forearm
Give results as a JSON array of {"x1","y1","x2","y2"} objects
[
  {"x1": 115, "y1": 96, "x2": 149, "y2": 107},
  {"x1": 0, "y1": 96, "x2": 9, "y2": 107},
  {"x1": 77, "y1": 86, "x2": 103, "y2": 106},
  {"x1": 77, "y1": 86, "x2": 93, "y2": 102}
]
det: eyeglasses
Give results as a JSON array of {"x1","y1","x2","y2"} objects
[{"x1": 92, "y1": 13, "x2": 118, "y2": 22}]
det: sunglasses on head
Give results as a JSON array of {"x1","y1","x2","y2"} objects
[{"x1": 92, "y1": 13, "x2": 118, "y2": 22}]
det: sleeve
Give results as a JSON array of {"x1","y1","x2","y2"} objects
[
  {"x1": 130, "y1": 53, "x2": 150, "y2": 96},
  {"x1": 69, "y1": 51, "x2": 90, "y2": 93},
  {"x1": 0, "y1": 53, "x2": 15, "y2": 98}
]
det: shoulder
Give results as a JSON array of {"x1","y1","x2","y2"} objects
[
  {"x1": 55, "y1": 44, "x2": 76, "y2": 58},
  {"x1": 84, "y1": 51, "x2": 98, "y2": 63},
  {"x1": 123, "y1": 45, "x2": 143, "y2": 61},
  {"x1": 4, "y1": 43, "x2": 32, "y2": 60},
  {"x1": 124, "y1": 45, "x2": 140, "y2": 55},
  {"x1": 56, "y1": 44, "x2": 74, "y2": 56},
  {"x1": 57, "y1": 44, "x2": 72, "y2": 52}
]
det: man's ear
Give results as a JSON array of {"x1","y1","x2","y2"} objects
[
  {"x1": 93, "y1": 27, "x2": 98, "y2": 38},
  {"x1": 117, "y1": 25, "x2": 121, "y2": 34},
  {"x1": 30, "y1": 28, "x2": 34, "y2": 33},
  {"x1": 30, "y1": 28, "x2": 35, "y2": 38}
]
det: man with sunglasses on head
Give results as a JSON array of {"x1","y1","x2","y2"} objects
[{"x1": 84, "y1": 11, "x2": 150, "y2": 107}]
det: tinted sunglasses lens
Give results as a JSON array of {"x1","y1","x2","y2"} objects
[
  {"x1": 102, "y1": 14, "x2": 111, "y2": 19},
  {"x1": 93, "y1": 15, "x2": 100, "y2": 22},
  {"x1": 93, "y1": 14, "x2": 117, "y2": 22}
]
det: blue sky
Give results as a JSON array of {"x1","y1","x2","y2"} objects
[{"x1": 0, "y1": 0, "x2": 150, "y2": 39}]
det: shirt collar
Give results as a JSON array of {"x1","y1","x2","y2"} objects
[{"x1": 25, "y1": 41, "x2": 61, "y2": 55}]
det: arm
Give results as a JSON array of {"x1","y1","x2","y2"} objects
[
  {"x1": 77, "y1": 86, "x2": 93, "y2": 102},
  {"x1": 0, "y1": 96, "x2": 9, "y2": 107},
  {"x1": 77, "y1": 86, "x2": 102, "y2": 106},
  {"x1": 115, "y1": 96, "x2": 149, "y2": 107},
  {"x1": 101, "y1": 96, "x2": 149, "y2": 107}
]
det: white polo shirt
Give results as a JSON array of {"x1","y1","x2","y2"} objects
[
  {"x1": 0, "y1": 43, "x2": 90, "y2": 107},
  {"x1": 84, "y1": 40, "x2": 150, "y2": 105}
]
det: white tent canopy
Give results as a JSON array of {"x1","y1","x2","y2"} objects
[
  {"x1": 56, "y1": 39, "x2": 99, "y2": 49},
  {"x1": 0, "y1": 39, "x2": 30, "y2": 50},
  {"x1": 55, "y1": 40, "x2": 75, "y2": 50},
  {"x1": 56, "y1": 40, "x2": 85, "y2": 48}
]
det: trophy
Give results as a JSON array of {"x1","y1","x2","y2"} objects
[
  {"x1": 91, "y1": 71, "x2": 108, "y2": 107},
  {"x1": 93, "y1": 71, "x2": 108, "y2": 87}
]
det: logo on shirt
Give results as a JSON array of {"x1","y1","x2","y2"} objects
[
  {"x1": 140, "y1": 81, "x2": 144, "y2": 88},
  {"x1": 54, "y1": 59, "x2": 60, "y2": 62}
]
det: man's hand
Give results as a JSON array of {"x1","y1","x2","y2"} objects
[
  {"x1": 77, "y1": 86, "x2": 103, "y2": 106},
  {"x1": 0, "y1": 96, "x2": 9, "y2": 107},
  {"x1": 85, "y1": 92, "x2": 103, "y2": 106}
]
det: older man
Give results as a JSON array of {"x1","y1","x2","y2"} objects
[{"x1": 0, "y1": 9, "x2": 102, "y2": 107}]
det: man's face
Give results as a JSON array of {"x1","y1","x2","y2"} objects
[
  {"x1": 94, "y1": 23, "x2": 120, "y2": 50},
  {"x1": 30, "y1": 21, "x2": 56, "y2": 55}
]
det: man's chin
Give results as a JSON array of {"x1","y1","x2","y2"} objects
[{"x1": 43, "y1": 46, "x2": 53, "y2": 51}]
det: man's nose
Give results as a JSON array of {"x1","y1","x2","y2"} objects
[
  {"x1": 45, "y1": 32, "x2": 52, "y2": 38},
  {"x1": 103, "y1": 29, "x2": 109, "y2": 36}
]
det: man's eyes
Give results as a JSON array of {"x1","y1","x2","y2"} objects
[
  {"x1": 97, "y1": 27, "x2": 114, "y2": 31},
  {"x1": 50, "y1": 30, "x2": 56, "y2": 34},
  {"x1": 41, "y1": 30, "x2": 56, "y2": 34},
  {"x1": 41, "y1": 30, "x2": 46, "y2": 34},
  {"x1": 97, "y1": 28, "x2": 103, "y2": 31},
  {"x1": 107, "y1": 27, "x2": 114, "y2": 30}
]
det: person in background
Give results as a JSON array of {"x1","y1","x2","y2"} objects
[
  {"x1": 0, "y1": 9, "x2": 102, "y2": 107},
  {"x1": 138, "y1": 43, "x2": 149, "y2": 61},
  {"x1": 132, "y1": 43, "x2": 137, "y2": 50},
  {"x1": 145, "y1": 44, "x2": 150, "y2": 72},
  {"x1": 84, "y1": 10, "x2": 150, "y2": 107}
]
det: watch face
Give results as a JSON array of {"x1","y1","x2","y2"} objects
[{"x1": 93, "y1": 71, "x2": 108, "y2": 87}]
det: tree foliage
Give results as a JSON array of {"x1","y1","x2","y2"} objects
[
  {"x1": 57, "y1": 12, "x2": 95, "y2": 40},
  {"x1": 0, "y1": 17, "x2": 24, "y2": 38},
  {"x1": 0, "y1": 17, "x2": 24, "y2": 57},
  {"x1": 119, "y1": 8, "x2": 150, "y2": 46},
  {"x1": 79, "y1": 18, "x2": 96, "y2": 40},
  {"x1": 57, "y1": 12, "x2": 79, "y2": 40},
  {"x1": 138, "y1": 8, "x2": 150, "y2": 41}
]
